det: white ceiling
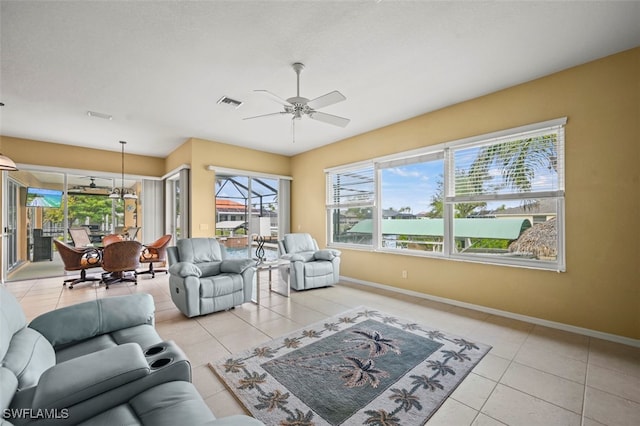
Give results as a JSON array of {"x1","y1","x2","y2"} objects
[{"x1": 1, "y1": 1, "x2": 639, "y2": 158}]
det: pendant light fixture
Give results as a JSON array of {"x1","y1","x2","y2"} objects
[
  {"x1": 109, "y1": 140, "x2": 137, "y2": 200},
  {"x1": 0, "y1": 153, "x2": 18, "y2": 171}
]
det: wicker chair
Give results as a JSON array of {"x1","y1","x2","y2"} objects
[
  {"x1": 53, "y1": 239, "x2": 102, "y2": 289},
  {"x1": 137, "y1": 234, "x2": 172, "y2": 278},
  {"x1": 102, "y1": 233, "x2": 123, "y2": 246},
  {"x1": 101, "y1": 240, "x2": 143, "y2": 289}
]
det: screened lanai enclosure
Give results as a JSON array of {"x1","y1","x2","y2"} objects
[{"x1": 215, "y1": 174, "x2": 282, "y2": 261}]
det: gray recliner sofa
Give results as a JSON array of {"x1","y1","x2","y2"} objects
[
  {"x1": 278, "y1": 233, "x2": 341, "y2": 290},
  {"x1": 0, "y1": 286, "x2": 263, "y2": 425},
  {"x1": 167, "y1": 238, "x2": 255, "y2": 317}
]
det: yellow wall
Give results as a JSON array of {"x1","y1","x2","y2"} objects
[
  {"x1": 164, "y1": 138, "x2": 291, "y2": 237},
  {"x1": 291, "y1": 47, "x2": 640, "y2": 339},
  {"x1": 0, "y1": 136, "x2": 165, "y2": 177}
]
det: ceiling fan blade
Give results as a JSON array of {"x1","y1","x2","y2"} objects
[
  {"x1": 308, "y1": 111, "x2": 350, "y2": 128},
  {"x1": 243, "y1": 111, "x2": 289, "y2": 120},
  {"x1": 253, "y1": 90, "x2": 292, "y2": 106},
  {"x1": 307, "y1": 90, "x2": 346, "y2": 109}
]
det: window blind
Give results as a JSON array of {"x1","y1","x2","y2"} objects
[
  {"x1": 326, "y1": 165, "x2": 375, "y2": 207},
  {"x1": 446, "y1": 126, "x2": 564, "y2": 202}
]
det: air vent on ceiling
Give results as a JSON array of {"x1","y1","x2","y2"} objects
[
  {"x1": 87, "y1": 111, "x2": 113, "y2": 120},
  {"x1": 217, "y1": 96, "x2": 243, "y2": 109}
]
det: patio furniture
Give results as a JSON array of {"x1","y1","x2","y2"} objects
[
  {"x1": 53, "y1": 239, "x2": 102, "y2": 289},
  {"x1": 32, "y1": 228, "x2": 52, "y2": 261},
  {"x1": 68, "y1": 226, "x2": 94, "y2": 247},
  {"x1": 278, "y1": 233, "x2": 341, "y2": 290}
]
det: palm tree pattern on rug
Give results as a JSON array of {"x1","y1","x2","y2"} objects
[{"x1": 214, "y1": 308, "x2": 491, "y2": 426}]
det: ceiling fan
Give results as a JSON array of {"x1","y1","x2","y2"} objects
[
  {"x1": 69, "y1": 177, "x2": 111, "y2": 193},
  {"x1": 244, "y1": 62, "x2": 350, "y2": 142}
]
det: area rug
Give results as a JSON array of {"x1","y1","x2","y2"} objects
[{"x1": 209, "y1": 307, "x2": 491, "y2": 425}]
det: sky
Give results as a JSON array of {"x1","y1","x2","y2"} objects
[{"x1": 380, "y1": 145, "x2": 559, "y2": 215}]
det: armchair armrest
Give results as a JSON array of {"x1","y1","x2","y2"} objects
[
  {"x1": 168, "y1": 261, "x2": 202, "y2": 278},
  {"x1": 281, "y1": 252, "x2": 315, "y2": 262},
  {"x1": 314, "y1": 249, "x2": 341, "y2": 261},
  {"x1": 29, "y1": 293, "x2": 155, "y2": 349},
  {"x1": 220, "y1": 258, "x2": 254, "y2": 274},
  {"x1": 32, "y1": 343, "x2": 149, "y2": 410}
]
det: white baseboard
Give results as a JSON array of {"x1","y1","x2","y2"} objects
[{"x1": 339, "y1": 276, "x2": 640, "y2": 349}]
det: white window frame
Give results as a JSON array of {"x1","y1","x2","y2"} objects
[{"x1": 326, "y1": 118, "x2": 567, "y2": 271}]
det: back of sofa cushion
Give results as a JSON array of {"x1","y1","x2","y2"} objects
[
  {"x1": 283, "y1": 233, "x2": 317, "y2": 254},
  {"x1": 177, "y1": 238, "x2": 223, "y2": 263},
  {"x1": 29, "y1": 294, "x2": 155, "y2": 350}
]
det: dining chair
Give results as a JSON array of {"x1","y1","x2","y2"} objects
[
  {"x1": 102, "y1": 233, "x2": 123, "y2": 246},
  {"x1": 100, "y1": 240, "x2": 143, "y2": 289},
  {"x1": 53, "y1": 239, "x2": 102, "y2": 289},
  {"x1": 137, "y1": 234, "x2": 172, "y2": 278}
]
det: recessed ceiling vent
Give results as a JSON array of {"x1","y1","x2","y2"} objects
[
  {"x1": 87, "y1": 111, "x2": 113, "y2": 120},
  {"x1": 217, "y1": 96, "x2": 243, "y2": 109}
]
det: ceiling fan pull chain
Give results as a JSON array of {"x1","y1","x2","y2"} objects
[{"x1": 292, "y1": 116, "x2": 296, "y2": 144}]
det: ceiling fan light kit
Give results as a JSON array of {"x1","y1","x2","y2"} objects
[{"x1": 244, "y1": 62, "x2": 350, "y2": 142}]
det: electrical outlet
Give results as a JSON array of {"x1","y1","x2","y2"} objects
[{"x1": 401, "y1": 270, "x2": 408, "y2": 279}]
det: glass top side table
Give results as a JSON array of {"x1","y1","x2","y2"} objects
[{"x1": 253, "y1": 259, "x2": 290, "y2": 305}]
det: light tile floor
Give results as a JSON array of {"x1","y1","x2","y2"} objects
[{"x1": 5, "y1": 273, "x2": 639, "y2": 426}]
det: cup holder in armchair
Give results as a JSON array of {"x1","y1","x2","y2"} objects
[
  {"x1": 140, "y1": 340, "x2": 192, "y2": 381},
  {"x1": 144, "y1": 344, "x2": 167, "y2": 357},
  {"x1": 149, "y1": 357, "x2": 173, "y2": 369}
]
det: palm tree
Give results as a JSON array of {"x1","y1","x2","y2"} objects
[{"x1": 466, "y1": 134, "x2": 557, "y2": 195}]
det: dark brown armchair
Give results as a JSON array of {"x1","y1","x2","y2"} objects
[
  {"x1": 137, "y1": 234, "x2": 172, "y2": 278},
  {"x1": 102, "y1": 233, "x2": 123, "y2": 246},
  {"x1": 53, "y1": 239, "x2": 102, "y2": 289},
  {"x1": 101, "y1": 240, "x2": 143, "y2": 289}
]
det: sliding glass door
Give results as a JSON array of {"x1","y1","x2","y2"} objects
[
  {"x1": 215, "y1": 174, "x2": 281, "y2": 261},
  {"x1": 2, "y1": 167, "x2": 141, "y2": 281},
  {"x1": 165, "y1": 168, "x2": 189, "y2": 243},
  {"x1": 3, "y1": 178, "x2": 19, "y2": 273}
]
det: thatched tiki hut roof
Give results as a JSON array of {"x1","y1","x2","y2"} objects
[{"x1": 508, "y1": 217, "x2": 557, "y2": 259}]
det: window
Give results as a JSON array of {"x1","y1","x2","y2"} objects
[
  {"x1": 326, "y1": 118, "x2": 566, "y2": 271},
  {"x1": 326, "y1": 163, "x2": 375, "y2": 247},
  {"x1": 379, "y1": 153, "x2": 444, "y2": 252},
  {"x1": 208, "y1": 165, "x2": 291, "y2": 261}
]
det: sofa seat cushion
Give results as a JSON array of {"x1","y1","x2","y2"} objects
[
  {"x1": 78, "y1": 381, "x2": 216, "y2": 426},
  {"x1": 199, "y1": 274, "x2": 244, "y2": 298},
  {"x1": 2, "y1": 327, "x2": 55, "y2": 390},
  {"x1": 304, "y1": 260, "x2": 334, "y2": 278},
  {"x1": 54, "y1": 325, "x2": 161, "y2": 363}
]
